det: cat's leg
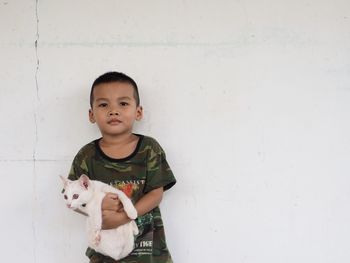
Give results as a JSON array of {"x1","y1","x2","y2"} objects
[
  {"x1": 120, "y1": 223, "x2": 137, "y2": 258},
  {"x1": 131, "y1": 220, "x2": 139, "y2": 235},
  {"x1": 88, "y1": 194, "x2": 104, "y2": 246},
  {"x1": 93, "y1": 230, "x2": 101, "y2": 246},
  {"x1": 115, "y1": 190, "x2": 138, "y2": 219},
  {"x1": 87, "y1": 220, "x2": 101, "y2": 248}
]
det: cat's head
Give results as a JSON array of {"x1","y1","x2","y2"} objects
[{"x1": 60, "y1": 174, "x2": 93, "y2": 210}]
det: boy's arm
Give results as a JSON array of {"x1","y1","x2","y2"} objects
[
  {"x1": 101, "y1": 187, "x2": 163, "y2": 230},
  {"x1": 135, "y1": 187, "x2": 163, "y2": 216}
]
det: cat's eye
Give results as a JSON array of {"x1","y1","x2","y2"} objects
[
  {"x1": 64, "y1": 195, "x2": 68, "y2": 200},
  {"x1": 73, "y1": 194, "x2": 79, "y2": 199}
]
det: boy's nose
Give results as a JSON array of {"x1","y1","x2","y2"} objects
[{"x1": 109, "y1": 110, "x2": 120, "y2": 116}]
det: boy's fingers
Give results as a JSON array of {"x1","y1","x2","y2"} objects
[
  {"x1": 106, "y1": 192, "x2": 119, "y2": 200},
  {"x1": 102, "y1": 193, "x2": 122, "y2": 211}
]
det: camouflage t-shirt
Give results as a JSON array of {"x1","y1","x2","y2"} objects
[{"x1": 68, "y1": 134, "x2": 176, "y2": 263}]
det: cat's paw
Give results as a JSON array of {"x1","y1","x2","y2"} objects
[
  {"x1": 124, "y1": 205, "x2": 138, "y2": 219},
  {"x1": 128, "y1": 209, "x2": 138, "y2": 220},
  {"x1": 93, "y1": 230, "x2": 101, "y2": 246}
]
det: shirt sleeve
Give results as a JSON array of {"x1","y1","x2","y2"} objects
[
  {"x1": 144, "y1": 139, "x2": 176, "y2": 193},
  {"x1": 68, "y1": 149, "x2": 90, "y2": 181}
]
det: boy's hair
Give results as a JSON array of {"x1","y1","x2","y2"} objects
[{"x1": 90, "y1": 71, "x2": 140, "y2": 108}]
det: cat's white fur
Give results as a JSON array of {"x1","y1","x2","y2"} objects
[{"x1": 60, "y1": 174, "x2": 139, "y2": 260}]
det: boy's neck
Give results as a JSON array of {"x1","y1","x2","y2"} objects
[
  {"x1": 100, "y1": 133, "x2": 136, "y2": 147},
  {"x1": 99, "y1": 133, "x2": 140, "y2": 160}
]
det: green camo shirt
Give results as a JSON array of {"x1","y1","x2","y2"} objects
[{"x1": 68, "y1": 134, "x2": 176, "y2": 263}]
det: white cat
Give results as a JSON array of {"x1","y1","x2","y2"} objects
[{"x1": 60, "y1": 174, "x2": 139, "y2": 261}]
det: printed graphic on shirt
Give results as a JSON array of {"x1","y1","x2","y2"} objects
[
  {"x1": 110, "y1": 179, "x2": 145, "y2": 201},
  {"x1": 132, "y1": 230, "x2": 153, "y2": 256}
]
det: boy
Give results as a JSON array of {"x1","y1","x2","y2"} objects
[{"x1": 68, "y1": 71, "x2": 176, "y2": 263}]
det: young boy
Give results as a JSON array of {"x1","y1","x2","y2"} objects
[{"x1": 68, "y1": 71, "x2": 176, "y2": 263}]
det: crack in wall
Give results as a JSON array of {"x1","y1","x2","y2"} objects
[
  {"x1": 35, "y1": 0, "x2": 39, "y2": 102},
  {"x1": 0, "y1": 159, "x2": 72, "y2": 162},
  {"x1": 32, "y1": 1, "x2": 39, "y2": 262},
  {"x1": 33, "y1": 0, "x2": 39, "y2": 160}
]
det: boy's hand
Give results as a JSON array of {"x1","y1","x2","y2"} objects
[
  {"x1": 101, "y1": 210, "x2": 130, "y2": 229},
  {"x1": 102, "y1": 193, "x2": 124, "y2": 212},
  {"x1": 101, "y1": 193, "x2": 128, "y2": 229}
]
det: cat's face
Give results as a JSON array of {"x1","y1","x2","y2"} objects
[{"x1": 60, "y1": 175, "x2": 92, "y2": 210}]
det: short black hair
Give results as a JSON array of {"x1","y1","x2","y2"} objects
[{"x1": 90, "y1": 71, "x2": 140, "y2": 108}]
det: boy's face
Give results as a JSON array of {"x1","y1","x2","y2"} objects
[{"x1": 89, "y1": 82, "x2": 143, "y2": 137}]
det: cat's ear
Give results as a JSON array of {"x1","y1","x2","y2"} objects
[
  {"x1": 79, "y1": 174, "x2": 90, "y2": 190},
  {"x1": 60, "y1": 175, "x2": 71, "y2": 187}
]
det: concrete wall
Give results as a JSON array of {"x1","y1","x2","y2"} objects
[{"x1": 1, "y1": 0, "x2": 350, "y2": 262}]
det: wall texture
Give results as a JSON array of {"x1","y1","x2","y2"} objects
[{"x1": 1, "y1": 0, "x2": 350, "y2": 262}]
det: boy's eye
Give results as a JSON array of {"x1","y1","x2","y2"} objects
[
  {"x1": 73, "y1": 194, "x2": 79, "y2": 199},
  {"x1": 98, "y1": 103, "x2": 108, "y2": 107},
  {"x1": 120, "y1": 102, "x2": 129, "y2": 106}
]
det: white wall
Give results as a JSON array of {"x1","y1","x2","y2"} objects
[{"x1": 1, "y1": 0, "x2": 350, "y2": 262}]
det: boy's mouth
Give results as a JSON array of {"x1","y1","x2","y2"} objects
[{"x1": 108, "y1": 118, "x2": 122, "y2": 125}]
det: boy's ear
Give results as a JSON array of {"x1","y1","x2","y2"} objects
[
  {"x1": 136, "y1": 106, "x2": 143, "y2": 121},
  {"x1": 79, "y1": 174, "x2": 90, "y2": 189},
  {"x1": 89, "y1": 109, "x2": 95, "y2": 123}
]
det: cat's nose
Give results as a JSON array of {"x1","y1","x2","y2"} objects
[{"x1": 67, "y1": 204, "x2": 71, "y2": 208}]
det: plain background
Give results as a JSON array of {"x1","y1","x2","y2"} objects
[{"x1": 1, "y1": 0, "x2": 350, "y2": 262}]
